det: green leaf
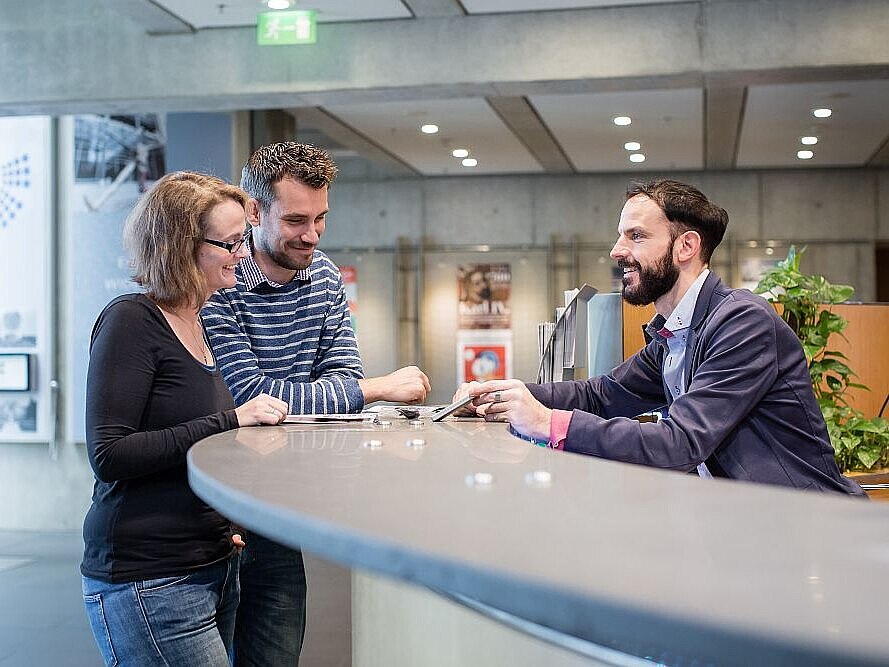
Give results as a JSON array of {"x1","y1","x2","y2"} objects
[
  {"x1": 808, "y1": 333, "x2": 828, "y2": 347},
  {"x1": 827, "y1": 284, "x2": 855, "y2": 303},
  {"x1": 816, "y1": 310, "x2": 847, "y2": 334},
  {"x1": 856, "y1": 444, "x2": 882, "y2": 470},
  {"x1": 818, "y1": 359, "x2": 853, "y2": 377},
  {"x1": 853, "y1": 419, "x2": 889, "y2": 435}
]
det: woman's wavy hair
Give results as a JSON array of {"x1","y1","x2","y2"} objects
[{"x1": 124, "y1": 171, "x2": 247, "y2": 309}]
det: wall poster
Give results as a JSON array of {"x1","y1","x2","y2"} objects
[
  {"x1": 340, "y1": 265, "x2": 358, "y2": 333},
  {"x1": 456, "y1": 263, "x2": 512, "y2": 384},
  {"x1": 457, "y1": 263, "x2": 511, "y2": 330},
  {"x1": 0, "y1": 116, "x2": 52, "y2": 440},
  {"x1": 67, "y1": 114, "x2": 166, "y2": 442},
  {"x1": 457, "y1": 330, "x2": 513, "y2": 384}
]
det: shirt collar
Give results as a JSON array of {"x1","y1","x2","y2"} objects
[
  {"x1": 663, "y1": 268, "x2": 710, "y2": 333},
  {"x1": 240, "y1": 236, "x2": 312, "y2": 291},
  {"x1": 644, "y1": 268, "x2": 710, "y2": 341}
]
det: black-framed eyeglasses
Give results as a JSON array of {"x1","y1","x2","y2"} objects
[{"x1": 203, "y1": 235, "x2": 248, "y2": 254}]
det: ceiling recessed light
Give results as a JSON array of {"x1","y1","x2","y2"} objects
[
  {"x1": 613, "y1": 116, "x2": 632, "y2": 126},
  {"x1": 812, "y1": 108, "x2": 832, "y2": 118},
  {"x1": 629, "y1": 153, "x2": 646, "y2": 163},
  {"x1": 452, "y1": 148, "x2": 469, "y2": 158},
  {"x1": 797, "y1": 150, "x2": 814, "y2": 160},
  {"x1": 461, "y1": 158, "x2": 478, "y2": 167},
  {"x1": 624, "y1": 141, "x2": 641, "y2": 151},
  {"x1": 267, "y1": 0, "x2": 290, "y2": 8},
  {"x1": 800, "y1": 136, "x2": 818, "y2": 145},
  {"x1": 420, "y1": 124, "x2": 439, "y2": 134}
]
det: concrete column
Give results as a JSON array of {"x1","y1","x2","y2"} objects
[{"x1": 250, "y1": 110, "x2": 295, "y2": 152}]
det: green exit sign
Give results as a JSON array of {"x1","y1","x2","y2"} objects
[{"x1": 257, "y1": 10, "x2": 317, "y2": 46}]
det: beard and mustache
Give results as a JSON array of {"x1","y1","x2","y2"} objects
[
  {"x1": 618, "y1": 244, "x2": 680, "y2": 306},
  {"x1": 254, "y1": 233, "x2": 315, "y2": 271}
]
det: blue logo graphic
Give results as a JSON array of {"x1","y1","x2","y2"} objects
[{"x1": 0, "y1": 153, "x2": 30, "y2": 228}]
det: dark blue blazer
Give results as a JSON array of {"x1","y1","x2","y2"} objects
[{"x1": 528, "y1": 273, "x2": 865, "y2": 495}]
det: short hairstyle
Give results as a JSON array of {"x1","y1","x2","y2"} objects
[
  {"x1": 626, "y1": 179, "x2": 728, "y2": 263},
  {"x1": 124, "y1": 171, "x2": 247, "y2": 309},
  {"x1": 240, "y1": 142, "x2": 338, "y2": 211}
]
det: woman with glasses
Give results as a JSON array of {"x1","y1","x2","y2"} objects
[{"x1": 80, "y1": 171, "x2": 288, "y2": 665}]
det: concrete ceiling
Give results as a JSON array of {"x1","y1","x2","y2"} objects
[
  {"x1": 152, "y1": 1, "x2": 412, "y2": 29},
  {"x1": 150, "y1": 0, "x2": 702, "y2": 28},
  {"x1": 4, "y1": 0, "x2": 889, "y2": 176}
]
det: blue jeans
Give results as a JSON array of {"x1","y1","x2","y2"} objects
[
  {"x1": 82, "y1": 554, "x2": 239, "y2": 666},
  {"x1": 234, "y1": 532, "x2": 307, "y2": 666}
]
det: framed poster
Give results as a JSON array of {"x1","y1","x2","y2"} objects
[
  {"x1": 65, "y1": 114, "x2": 166, "y2": 442},
  {"x1": 457, "y1": 263, "x2": 511, "y2": 330},
  {"x1": 457, "y1": 331, "x2": 513, "y2": 384},
  {"x1": 0, "y1": 116, "x2": 52, "y2": 441}
]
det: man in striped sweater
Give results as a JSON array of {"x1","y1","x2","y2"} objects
[{"x1": 203, "y1": 142, "x2": 430, "y2": 665}]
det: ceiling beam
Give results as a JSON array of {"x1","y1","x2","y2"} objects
[
  {"x1": 2, "y1": 0, "x2": 889, "y2": 115},
  {"x1": 288, "y1": 107, "x2": 420, "y2": 177},
  {"x1": 400, "y1": 0, "x2": 466, "y2": 18},
  {"x1": 704, "y1": 86, "x2": 746, "y2": 170},
  {"x1": 119, "y1": 0, "x2": 194, "y2": 35},
  {"x1": 485, "y1": 97, "x2": 573, "y2": 174},
  {"x1": 866, "y1": 133, "x2": 889, "y2": 167}
]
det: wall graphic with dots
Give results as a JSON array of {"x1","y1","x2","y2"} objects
[
  {"x1": 0, "y1": 153, "x2": 30, "y2": 229},
  {"x1": 0, "y1": 116, "x2": 51, "y2": 441}
]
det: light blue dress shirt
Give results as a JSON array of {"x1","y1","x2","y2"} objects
[{"x1": 659, "y1": 269, "x2": 712, "y2": 478}]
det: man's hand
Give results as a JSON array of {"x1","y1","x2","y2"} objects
[
  {"x1": 470, "y1": 379, "x2": 553, "y2": 442},
  {"x1": 359, "y1": 366, "x2": 431, "y2": 404}
]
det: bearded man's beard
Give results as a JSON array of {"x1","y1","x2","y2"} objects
[{"x1": 619, "y1": 246, "x2": 679, "y2": 306}]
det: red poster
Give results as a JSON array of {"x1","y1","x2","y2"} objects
[
  {"x1": 340, "y1": 265, "x2": 357, "y2": 332},
  {"x1": 461, "y1": 344, "x2": 508, "y2": 383}
]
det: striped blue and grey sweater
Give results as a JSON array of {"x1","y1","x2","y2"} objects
[{"x1": 202, "y1": 241, "x2": 365, "y2": 414}]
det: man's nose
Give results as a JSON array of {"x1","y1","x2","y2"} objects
[
  {"x1": 609, "y1": 239, "x2": 626, "y2": 261},
  {"x1": 302, "y1": 226, "x2": 320, "y2": 245}
]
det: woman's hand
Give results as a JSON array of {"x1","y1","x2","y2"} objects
[{"x1": 235, "y1": 393, "x2": 289, "y2": 427}]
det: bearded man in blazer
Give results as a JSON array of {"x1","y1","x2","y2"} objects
[{"x1": 466, "y1": 179, "x2": 864, "y2": 495}]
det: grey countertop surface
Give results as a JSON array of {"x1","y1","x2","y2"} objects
[{"x1": 188, "y1": 418, "x2": 889, "y2": 666}]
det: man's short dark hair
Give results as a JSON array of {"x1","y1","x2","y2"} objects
[
  {"x1": 626, "y1": 179, "x2": 728, "y2": 263},
  {"x1": 241, "y1": 142, "x2": 338, "y2": 211}
]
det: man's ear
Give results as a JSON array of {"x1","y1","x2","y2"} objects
[
  {"x1": 245, "y1": 198, "x2": 262, "y2": 227},
  {"x1": 675, "y1": 230, "x2": 702, "y2": 263}
]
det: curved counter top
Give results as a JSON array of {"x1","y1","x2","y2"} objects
[{"x1": 188, "y1": 419, "x2": 889, "y2": 666}]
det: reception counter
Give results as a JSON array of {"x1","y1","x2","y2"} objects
[{"x1": 188, "y1": 418, "x2": 889, "y2": 666}]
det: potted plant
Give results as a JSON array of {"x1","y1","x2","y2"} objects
[{"x1": 754, "y1": 246, "x2": 889, "y2": 473}]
